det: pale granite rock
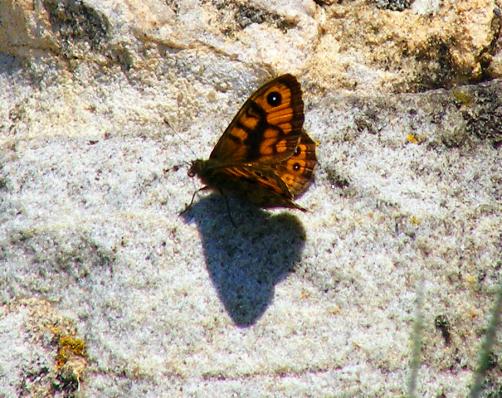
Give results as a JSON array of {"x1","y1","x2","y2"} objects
[{"x1": 0, "y1": 0, "x2": 501, "y2": 397}]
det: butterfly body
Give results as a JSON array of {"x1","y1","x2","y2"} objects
[{"x1": 187, "y1": 74, "x2": 317, "y2": 212}]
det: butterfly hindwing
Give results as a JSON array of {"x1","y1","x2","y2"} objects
[
  {"x1": 207, "y1": 164, "x2": 306, "y2": 210},
  {"x1": 273, "y1": 131, "x2": 317, "y2": 197},
  {"x1": 222, "y1": 131, "x2": 317, "y2": 209}
]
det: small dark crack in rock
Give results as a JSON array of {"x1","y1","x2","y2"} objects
[
  {"x1": 42, "y1": 0, "x2": 110, "y2": 55},
  {"x1": 375, "y1": 0, "x2": 412, "y2": 11}
]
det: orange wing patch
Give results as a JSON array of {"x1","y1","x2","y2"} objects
[
  {"x1": 230, "y1": 126, "x2": 248, "y2": 142},
  {"x1": 238, "y1": 113, "x2": 259, "y2": 130}
]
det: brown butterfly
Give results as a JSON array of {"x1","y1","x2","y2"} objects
[{"x1": 185, "y1": 74, "x2": 317, "y2": 214}]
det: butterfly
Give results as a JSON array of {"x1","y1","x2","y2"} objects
[{"x1": 185, "y1": 74, "x2": 317, "y2": 214}]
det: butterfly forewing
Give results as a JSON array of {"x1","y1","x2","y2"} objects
[{"x1": 209, "y1": 74, "x2": 304, "y2": 165}]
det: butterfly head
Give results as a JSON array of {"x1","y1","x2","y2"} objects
[{"x1": 188, "y1": 159, "x2": 205, "y2": 178}]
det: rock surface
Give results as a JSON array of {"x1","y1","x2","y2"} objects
[{"x1": 1, "y1": 0, "x2": 501, "y2": 396}]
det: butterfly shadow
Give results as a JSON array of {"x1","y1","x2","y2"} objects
[{"x1": 181, "y1": 194, "x2": 306, "y2": 327}]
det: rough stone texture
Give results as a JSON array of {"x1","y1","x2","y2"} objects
[{"x1": 1, "y1": 0, "x2": 501, "y2": 397}]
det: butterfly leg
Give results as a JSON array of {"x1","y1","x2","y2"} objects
[
  {"x1": 289, "y1": 200, "x2": 307, "y2": 212},
  {"x1": 180, "y1": 186, "x2": 209, "y2": 215},
  {"x1": 217, "y1": 189, "x2": 237, "y2": 228}
]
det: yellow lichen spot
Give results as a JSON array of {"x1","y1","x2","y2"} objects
[
  {"x1": 49, "y1": 325, "x2": 62, "y2": 336},
  {"x1": 328, "y1": 305, "x2": 342, "y2": 315},
  {"x1": 464, "y1": 273, "x2": 477, "y2": 289},
  {"x1": 406, "y1": 134, "x2": 419, "y2": 144},
  {"x1": 452, "y1": 89, "x2": 474, "y2": 106},
  {"x1": 406, "y1": 133, "x2": 427, "y2": 144},
  {"x1": 409, "y1": 215, "x2": 421, "y2": 225},
  {"x1": 56, "y1": 335, "x2": 87, "y2": 369}
]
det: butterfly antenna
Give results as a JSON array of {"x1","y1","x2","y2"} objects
[
  {"x1": 163, "y1": 118, "x2": 207, "y2": 216},
  {"x1": 163, "y1": 118, "x2": 198, "y2": 159}
]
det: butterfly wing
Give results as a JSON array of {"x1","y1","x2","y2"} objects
[
  {"x1": 209, "y1": 74, "x2": 304, "y2": 165},
  {"x1": 207, "y1": 131, "x2": 317, "y2": 210},
  {"x1": 188, "y1": 74, "x2": 316, "y2": 212},
  {"x1": 273, "y1": 131, "x2": 317, "y2": 197},
  {"x1": 206, "y1": 164, "x2": 308, "y2": 210}
]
